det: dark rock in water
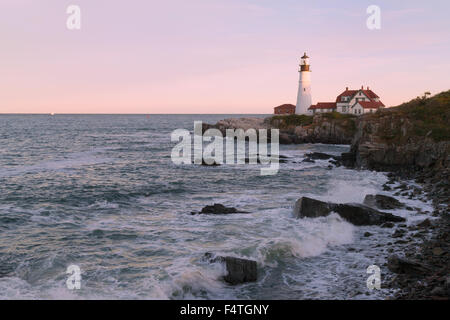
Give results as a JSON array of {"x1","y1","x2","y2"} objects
[
  {"x1": 363, "y1": 194, "x2": 405, "y2": 210},
  {"x1": 293, "y1": 197, "x2": 332, "y2": 219},
  {"x1": 340, "y1": 152, "x2": 356, "y2": 168},
  {"x1": 245, "y1": 154, "x2": 289, "y2": 164},
  {"x1": 329, "y1": 159, "x2": 341, "y2": 167},
  {"x1": 332, "y1": 203, "x2": 406, "y2": 226},
  {"x1": 381, "y1": 222, "x2": 395, "y2": 228},
  {"x1": 191, "y1": 203, "x2": 249, "y2": 215},
  {"x1": 364, "y1": 232, "x2": 373, "y2": 237},
  {"x1": 392, "y1": 229, "x2": 406, "y2": 238},
  {"x1": 305, "y1": 152, "x2": 336, "y2": 160},
  {"x1": 387, "y1": 255, "x2": 430, "y2": 275},
  {"x1": 204, "y1": 253, "x2": 257, "y2": 285},
  {"x1": 302, "y1": 152, "x2": 340, "y2": 164},
  {"x1": 293, "y1": 197, "x2": 406, "y2": 226},
  {"x1": 417, "y1": 219, "x2": 431, "y2": 228},
  {"x1": 201, "y1": 159, "x2": 221, "y2": 166}
]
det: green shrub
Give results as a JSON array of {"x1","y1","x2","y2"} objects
[{"x1": 388, "y1": 90, "x2": 450, "y2": 142}]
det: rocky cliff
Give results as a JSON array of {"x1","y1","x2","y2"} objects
[
  {"x1": 203, "y1": 113, "x2": 357, "y2": 145},
  {"x1": 270, "y1": 113, "x2": 356, "y2": 144},
  {"x1": 346, "y1": 90, "x2": 449, "y2": 204}
]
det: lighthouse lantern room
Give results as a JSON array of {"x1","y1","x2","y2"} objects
[{"x1": 295, "y1": 52, "x2": 312, "y2": 114}]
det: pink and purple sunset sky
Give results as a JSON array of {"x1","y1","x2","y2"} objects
[{"x1": 1, "y1": 0, "x2": 449, "y2": 114}]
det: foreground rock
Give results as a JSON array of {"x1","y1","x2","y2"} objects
[
  {"x1": 363, "y1": 194, "x2": 405, "y2": 210},
  {"x1": 191, "y1": 203, "x2": 249, "y2": 215},
  {"x1": 389, "y1": 212, "x2": 449, "y2": 299},
  {"x1": 204, "y1": 253, "x2": 257, "y2": 285},
  {"x1": 293, "y1": 197, "x2": 405, "y2": 226},
  {"x1": 387, "y1": 255, "x2": 430, "y2": 275}
]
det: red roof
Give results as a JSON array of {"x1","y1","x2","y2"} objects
[
  {"x1": 336, "y1": 88, "x2": 380, "y2": 102},
  {"x1": 308, "y1": 102, "x2": 336, "y2": 110},
  {"x1": 355, "y1": 100, "x2": 385, "y2": 109},
  {"x1": 336, "y1": 90, "x2": 358, "y2": 102}
]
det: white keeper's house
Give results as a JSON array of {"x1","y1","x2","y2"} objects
[
  {"x1": 309, "y1": 86, "x2": 385, "y2": 115},
  {"x1": 293, "y1": 52, "x2": 385, "y2": 116}
]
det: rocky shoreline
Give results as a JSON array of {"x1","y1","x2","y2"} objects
[
  {"x1": 379, "y1": 174, "x2": 449, "y2": 299},
  {"x1": 202, "y1": 91, "x2": 449, "y2": 299},
  {"x1": 343, "y1": 91, "x2": 449, "y2": 299}
]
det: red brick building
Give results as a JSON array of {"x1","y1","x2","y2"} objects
[{"x1": 274, "y1": 104, "x2": 296, "y2": 115}]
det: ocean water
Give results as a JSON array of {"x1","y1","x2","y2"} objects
[{"x1": 0, "y1": 114, "x2": 433, "y2": 300}]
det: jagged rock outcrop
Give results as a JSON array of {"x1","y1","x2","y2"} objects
[
  {"x1": 363, "y1": 194, "x2": 405, "y2": 210},
  {"x1": 204, "y1": 253, "x2": 257, "y2": 285},
  {"x1": 387, "y1": 255, "x2": 430, "y2": 275},
  {"x1": 344, "y1": 91, "x2": 450, "y2": 205},
  {"x1": 293, "y1": 196, "x2": 405, "y2": 226},
  {"x1": 203, "y1": 113, "x2": 356, "y2": 145},
  {"x1": 202, "y1": 117, "x2": 268, "y2": 136},
  {"x1": 276, "y1": 114, "x2": 356, "y2": 144},
  {"x1": 191, "y1": 203, "x2": 249, "y2": 215},
  {"x1": 348, "y1": 113, "x2": 449, "y2": 173}
]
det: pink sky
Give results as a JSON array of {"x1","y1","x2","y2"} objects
[{"x1": 1, "y1": 0, "x2": 449, "y2": 114}]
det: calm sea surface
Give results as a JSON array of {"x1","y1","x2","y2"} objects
[{"x1": 0, "y1": 114, "x2": 431, "y2": 299}]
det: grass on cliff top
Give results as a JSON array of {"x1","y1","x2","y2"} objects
[
  {"x1": 378, "y1": 90, "x2": 450, "y2": 142},
  {"x1": 269, "y1": 114, "x2": 313, "y2": 127},
  {"x1": 320, "y1": 112, "x2": 357, "y2": 120}
]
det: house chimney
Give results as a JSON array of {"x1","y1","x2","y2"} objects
[
  {"x1": 367, "y1": 86, "x2": 370, "y2": 90},
  {"x1": 346, "y1": 87, "x2": 348, "y2": 91},
  {"x1": 361, "y1": 85, "x2": 364, "y2": 89}
]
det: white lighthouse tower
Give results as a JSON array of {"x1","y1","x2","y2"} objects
[{"x1": 295, "y1": 52, "x2": 312, "y2": 114}]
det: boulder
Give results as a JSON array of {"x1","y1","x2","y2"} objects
[
  {"x1": 305, "y1": 152, "x2": 337, "y2": 160},
  {"x1": 392, "y1": 229, "x2": 406, "y2": 238},
  {"x1": 204, "y1": 253, "x2": 257, "y2": 285},
  {"x1": 293, "y1": 197, "x2": 406, "y2": 226},
  {"x1": 245, "y1": 154, "x2": 289, "y2": 164},
  {"x1": 201, "y1": 159, "x2": 221, "y2": 166},
  {"x1": 417, "y1": 218, "x2": 431, "y2": 228},
  {"x1": 387, "y1": 255, "x2": 430, "y2": 275},
  {"x1": 363, "y1": 194, "x2": 405, "y2": 210},
  {"x1": 302, "y1": 152, "x2": 341, "y2": 164},
  {"x1": 191, "y1": 203, "x2": 249, "y2": 215},
  {"x1": 293, "y1": 197, "x2": 333, "y2": 219},
  {"x1": 381, "y1": 222, "x2": 395, "y2": 228}
]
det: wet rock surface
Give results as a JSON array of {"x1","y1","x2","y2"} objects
[
  {"x1": 191, "y1": 204, "x2": 249, "y2": 215},
  {"x1": 386, "y1": 212, "x2": 449, "y2": 299},
  {"x1": 387, "y1": 255, "x2": 430, "y2": 275},
  {"x1": 363, "y1": 194, "x2": 405, "y2": 210},
  {"x1": 204, "y1": 253, "x2": 257, "y2": 285},
  {"x1": 293, "y1": 196, "x2": 405, "y2": 226}
]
